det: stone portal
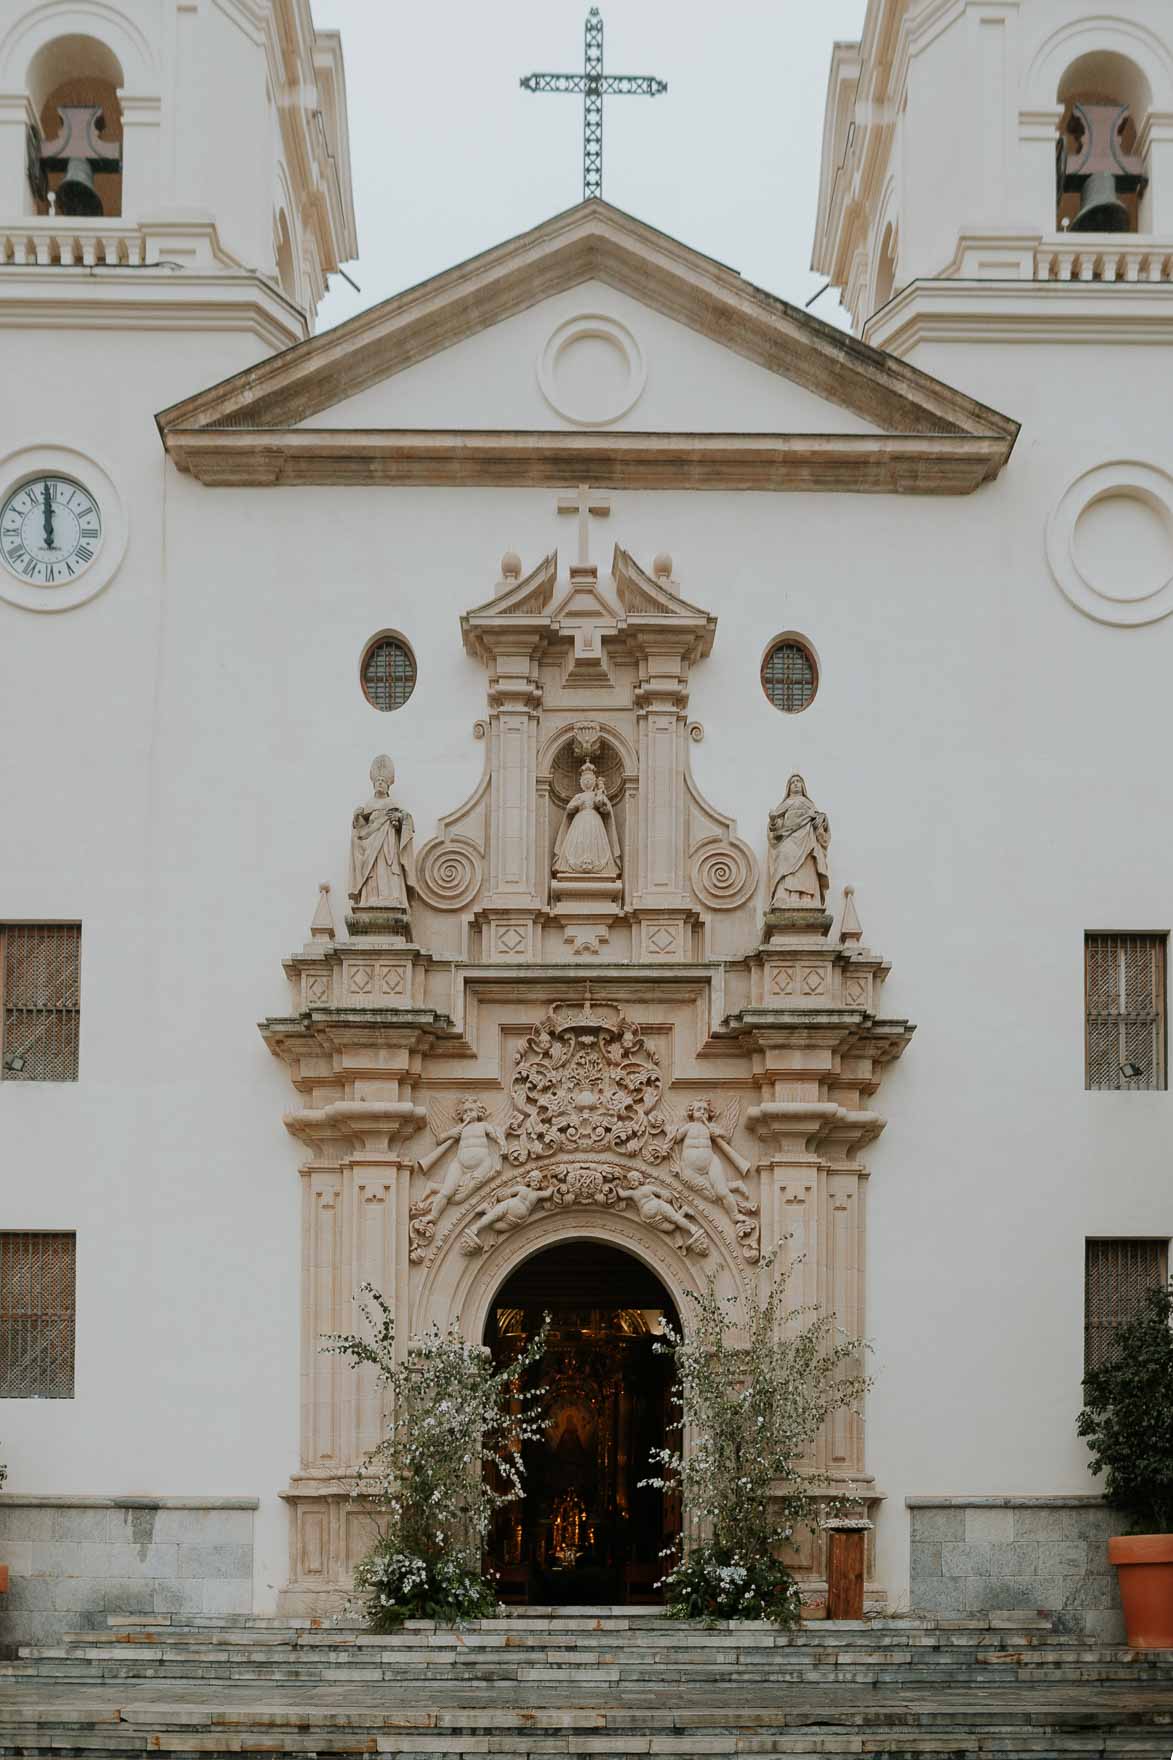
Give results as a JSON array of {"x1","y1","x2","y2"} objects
[{"x1": 485, "y1": 1240, "x2": 680, "y2": 1605}]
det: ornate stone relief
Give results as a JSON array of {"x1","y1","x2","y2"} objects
[
  {"x1": 460, "y1": 1164, "x2": 707, "y2": 1257},
  {"x1": 400, "y1": 540, "x2": 759, "y2": 964},
  {"x1": 259, "y1": 521, "x2": 915, "y2": 1619},
  {"x1": 505, "y1": 1002, "x2": 668, "y2": 1166}
]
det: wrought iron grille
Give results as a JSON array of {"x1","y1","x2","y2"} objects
[
  {"x1": 0, "y1": 1232, "x2": 76, "y2": 1398},
  {"x1": 761, "y1": 640, "x2": 817, "y2": 714},
  {"x1": 361, "y1": 637, "x2": 416, "y2": 712},
  {"x1": 1085, "y1": 932, "x2": 1166, "y2": 1090},
  {"x1": 1, "y1": 923, "x2": 81, "y2": 1081},
  {"x1": 1084, "y1": 1238, "x2": 1168, "y2": 1375}
]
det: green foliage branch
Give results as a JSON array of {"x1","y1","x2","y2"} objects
[
  {"x1": 1078, "y1": 1281, "x2": 1173, "y2": 1535},
  {"x1": 326, "y1": 1284, "x2": 548, "y2": 1628},
  {"x1": 643, "y1": 1246, "x2": 870, "y2": 1624}
]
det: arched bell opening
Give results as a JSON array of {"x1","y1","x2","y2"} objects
[
  {"x1": 483, "y1": 1238, "x2": 681, "y2": 1606},
  {"x1": 27, "y1": 35, "x2": 124, "y2": 218},
  {"x1": 1056, "y1": 51, "x2": 1151, "y2": 235}
]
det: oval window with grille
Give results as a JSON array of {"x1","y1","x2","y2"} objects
[
  {"x1": 761, "y1": 637, "x2": 818, "y2": 713},
  {"x1": 360, "y1": 633, "x2": 416, "y2": 711}
]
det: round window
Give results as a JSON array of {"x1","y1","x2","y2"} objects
[
  {"x1": 761, "y1": 637, "x2": 818, "y2": 713},
  {"x1": 361, "y1": 633, "x2": 416, "y2": 711}
]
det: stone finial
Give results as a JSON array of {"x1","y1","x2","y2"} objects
[
  {"x1": 653, "y1": 551, "x2": 673, "y2": 582},
  {"x1": 840, "y1": 884, "x2": 863, "y2": 944},
  {"x1": 494, "y1": 551, "x2": 523, "y2": 597},
  {"x1": 310, "y1": 882, "x2": 336, "y2": 942}
]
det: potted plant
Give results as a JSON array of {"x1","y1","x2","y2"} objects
[{"x1": 1077, "y1": 1280, "x2": 1173, "y2": 1649}]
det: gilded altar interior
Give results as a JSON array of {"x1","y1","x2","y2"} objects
[{"x1": 261, "y1": 540, "x2": 913, "y2": 1612}]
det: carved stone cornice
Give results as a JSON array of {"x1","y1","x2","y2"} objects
[{"x1": 159, "y1": 426, "x2": 1011, "y2": 494}]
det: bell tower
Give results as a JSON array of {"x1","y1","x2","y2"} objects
[
  {"x1": 0, "y1": 0, "x2": 356, "y2": 348},
  {"x1": 812, "y1": 0, "x2": 1173, "y2": 353}
]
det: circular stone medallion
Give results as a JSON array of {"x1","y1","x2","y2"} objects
[
  {"x1": 537, "y1": 314, "x2": 646, "y2": 428},
  {"x1": 1047, "y1": 461, "x2": 1173, "y2": 625}
]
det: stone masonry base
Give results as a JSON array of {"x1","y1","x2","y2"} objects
[
  {"x1": 908, "y1": 1496, "x2": 1124, "y2": 1640},
  {"x1": 0, "y1": 1496, "x2": 258, "y2": 1648}
]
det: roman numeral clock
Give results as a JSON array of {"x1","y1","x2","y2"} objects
[
  {"x1": 1, "y1": 476, "x2": 102, "y2": 585},
  {"x1": 0, "y1": 452, "x2": 122, "y2": 613}
]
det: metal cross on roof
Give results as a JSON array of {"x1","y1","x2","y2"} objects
[{"x1": 520, "y1": 7, "x2": 667, "y2": 201}]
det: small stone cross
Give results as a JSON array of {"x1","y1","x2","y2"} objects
[{"x1": 557, "y1": 484, "x2": 611, "y2": 568}]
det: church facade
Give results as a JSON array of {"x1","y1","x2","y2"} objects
[{"x1": 1, "y1": 0, "x2": 1171, "y2": 1641}]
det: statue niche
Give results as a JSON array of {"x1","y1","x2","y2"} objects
[{"x1": 553, "y1": 760, "x2": 620, "y2": 880}]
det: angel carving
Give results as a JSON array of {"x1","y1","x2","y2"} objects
[
  {"x1": 461, "y1": 1173, "x2": 547, "y2": 1254},
  {"x1": 415, "y1": 1099, "x2": 508, "y2": 1223},
  {"x1": 629, "y1": 1183, "x2": 708, "y2": 1255},
  {"x1": 666, "y1": 1099, "x2": 753, "y2": 1224}
]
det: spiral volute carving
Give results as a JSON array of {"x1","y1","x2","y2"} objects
[
  {"x1": 690, "y1": 835, "x2": 758, "y2": 910},
  {"x1": 413, "y1": 836, "x2": 484, "y2": 909}
]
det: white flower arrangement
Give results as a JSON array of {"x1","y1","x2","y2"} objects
[{"x1": 327, "y1": 1285, "x2": 547, "y2": 1629}]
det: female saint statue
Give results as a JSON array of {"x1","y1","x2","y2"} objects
[
  {"x1": 348, "y1": 754, "x2": 416, "y2": 910},
  {"x1": 552, "y1": 761, "x2": 621, "y2": 878},
  {"x1": 767, "y1": 773, "x2": 830, "y2": 909}
]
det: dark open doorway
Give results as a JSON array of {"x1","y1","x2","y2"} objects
[{"x1": 484, "y1": 1239, "x2": 681, "y2": 1605}]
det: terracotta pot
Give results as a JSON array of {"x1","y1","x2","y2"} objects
[{"x1": 1107, "y1": 1534, "x2": 1173, "y2": 1648}]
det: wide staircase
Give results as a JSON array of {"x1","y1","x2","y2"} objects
[{"x1": 2, "y1": 1607, "x2": 1173, "y2": 1757}]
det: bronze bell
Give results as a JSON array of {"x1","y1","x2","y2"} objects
[
  {"x1": 1072, "y1": 169, "x2": 1131, "y2": 232},
  {"x1": 56, "y1": 157, "x2": 102, "y2": 217},
  {"x1": 1059, "y1": 100, "x2": 1147, "y2": 233},
  {"x1": 38, "y1": 103, "x2": 120, "y2": 219}
]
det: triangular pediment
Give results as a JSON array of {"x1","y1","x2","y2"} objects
[{"x1": 157, "y1": 200, "x2": 1018, "y2": 495}]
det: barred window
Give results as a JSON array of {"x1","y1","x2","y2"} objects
[
  {"x1": 360, "y1": 633, "x2": 416, "y2": 712},
  {"x1": 761, "y1": 637, "x2": 818, "y2": 713},
  {"x1": 1085, "y1": 933, "x2": 1166, "y2": 1090},
  {"x1": 0, "y1": 1232, "x2": 76, "y2": 1398},
  {"x1": 1085, "y1": 1238, "x2": 1169, "y2": 1375},
  {"x1": 1, "y1": 924, "x2": 81, "y2": 1081}
]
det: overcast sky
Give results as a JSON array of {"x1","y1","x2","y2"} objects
[{"x1": 309, "y1": 0, "x2": 868, "y2": 335}]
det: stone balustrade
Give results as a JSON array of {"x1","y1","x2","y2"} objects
[
  {"x1": 1035, "y1": 237, "x2": 1173, "y2": 282},
  {"x1": 0, "y1": 222, "x2": 149, "y2": 268}
]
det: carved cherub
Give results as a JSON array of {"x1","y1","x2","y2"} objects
[
  {"x1": 461, "y1": 1173, "x2": 548, "y2": 1253},
  {"x1": 666, "y1": 1100, "x2": 753, "y2": 1224},
  {"x1": 629, "y1": 1182, "x2": 708, "y2": 1254},
  {"x1": 416, "y1": 1099, "x2": 507, "y2": 1223}
]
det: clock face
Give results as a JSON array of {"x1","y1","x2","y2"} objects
[{"x1": 1, "y1": 475, "x2": 103, "y2": 586}]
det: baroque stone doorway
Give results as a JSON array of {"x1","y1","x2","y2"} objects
[{"x1": 484, "y1": 1240, "x2": 681, "y2": 1605}]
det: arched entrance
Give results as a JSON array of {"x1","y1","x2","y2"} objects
[{"x1": 484, "y1": 1239, "x2": 681, "y2": 1605}]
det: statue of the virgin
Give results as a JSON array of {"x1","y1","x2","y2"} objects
[{"x1": 553, "y1": 761, "x2": 621, "y2": 878}]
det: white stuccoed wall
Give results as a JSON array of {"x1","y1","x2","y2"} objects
[
  {"x1": 3, "y1": 0, "x2": 1172, "y2": 1618},
  {"x1": 6, "y1": 271, "x2": 1172, "y2": 1609}
]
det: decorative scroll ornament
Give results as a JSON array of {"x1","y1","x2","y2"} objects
[
  {"x1": 506, "y1": 1001, "x2": 671, "y2": 1167},
  {"x1": 459, "y1": 1161, "x2": 708, "y2": 1257},
  {"x1": 412, "y1": 835, "x2": 484, "y2": 909},
  {"x1": 690, "y1": 834, "x2": 759, "y2": 910}
]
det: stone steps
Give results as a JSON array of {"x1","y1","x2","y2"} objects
[{"x1": 1, "y1": 1611, "x2": 1171, "y2": 1758}]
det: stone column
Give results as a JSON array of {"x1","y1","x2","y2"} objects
[{"x1": 262, "y1": 935, "x2": 436, "y2": 1615}]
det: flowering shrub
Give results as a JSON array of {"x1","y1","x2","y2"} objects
[
  {"x1": 644, "y1": 1246, "x2": 869, "y2": 1624},
  {"x1": 327, "y1": 1285, "x2": 547, "y2": 1629},
  {"x1": 659, "y1": 1546, "x2": 801, "y2": 1624},
  {"x1": 352, "y1": 1547, "x2": 499, "y2": 1630}
]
